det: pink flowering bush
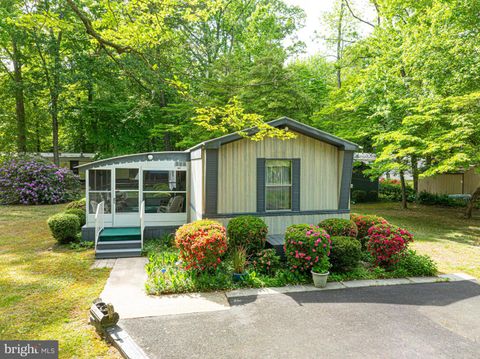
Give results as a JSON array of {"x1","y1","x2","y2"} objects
[
  {"x1": 251, "y1": 249, "x2": 281, "y2": 274},
  {"x1": 0, "y1": 154, "x2": 80, "y2": 205},
  {"x1": 175, "y1": 220, "x2": 228, "y2": 271},
  {"x1": 366, "y1": 224, "x2": 414, "y2": 267},
  {"x1": 284, "y1": 224, "x2": 331, "y2": 274}
]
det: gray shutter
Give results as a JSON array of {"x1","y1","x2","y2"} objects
[
  {"x1": 292, "y1": 159, "x2": 301, "y2": 212},
  {"x1": 256, "y1": 158, "x2": 266, "y2": 213},
  {"x1": 204, "y1": 149, "x2": 218, "y2": 215},
  {"x1": 339, "y1": 150, "x2": 354, "y2": 210}
]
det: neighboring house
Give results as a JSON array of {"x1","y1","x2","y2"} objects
[
  {"x1": 78, "y1": 117, "x2": 359, "y2": 258},
  {"x1": 418, "y1": 166, "x2": 480, "y2": 196},
  {"x1": 351, "y1": 163, "x2": 379, "y2": 202},
  {"x1": 38, "y1": 152, "x2": 95, "y2": 178}
]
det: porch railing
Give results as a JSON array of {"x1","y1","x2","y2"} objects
[
  {"x1": 94, "y1": 201, "x2": 105, "y2": 251},
  {"x1": 140, "y1": 200, "x2": 145, "y2": 250}
]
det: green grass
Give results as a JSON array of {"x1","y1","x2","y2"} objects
[
  {"x1": 0, "y1": 205, "x2": 118, "y2": 358},
  {"x1": 352, "y1": 202, "x2": 480, "y2": 279}
]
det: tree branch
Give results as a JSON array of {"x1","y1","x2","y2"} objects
[
  {"x1": 344, "y1": 0, "x2": 375, "y2": 28},
  {"x1": 65, "y1": 0, "x2": 134, "y2": 54}
]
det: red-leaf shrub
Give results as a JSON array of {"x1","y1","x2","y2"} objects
[
  {"x1": 284, "y1": 224, "x2": 331, "y2": 274},
  {"x1": 319, "y1": 218, "x2": 358, "y2": 238},
  {"x1": 366, "y1": 224, "x2": 413, "y2": 267},
  {"x1": 175, "y1": 220, "x2": 228, "y2": 271},
  {"x1": 351, "y1": 213, "x2": 388, "y2": 247}
]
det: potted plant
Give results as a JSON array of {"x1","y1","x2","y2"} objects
[
  {"x1": 232, "y1": 247, "x2": 248, "y2": 282},
  {"x1": 311, "y1": 256, "x2": 331, "y2": 288}
]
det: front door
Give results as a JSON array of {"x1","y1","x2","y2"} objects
[{"x1": 113, "y1": 168, "x2": 140, "y2": 226}]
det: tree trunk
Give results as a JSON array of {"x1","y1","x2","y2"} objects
[
  {"x1": 335, "y1": 1, "x2": 345, "y2": 89},
  {"x1": 465, "y1": 186, "x2": 480, "y2": 219},
  {"x1": 12, "y1": 37, "x2": 27, "y2": 153},
  {"x1": 400, "y1": 171, "x2": 408, "y2": 209},
  {"x1": 411, "y1": 156, "x2": 419, "y2": 194},
  {"x1": 50, "y1": 30, "x2": 62, "y2": 166}
]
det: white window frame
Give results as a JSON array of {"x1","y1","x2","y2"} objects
[
  {"x1": 142, "y1": 169, "x2": 187, "y2": 213},
  {"x1": 265, "y1": 159, "x2": 293, "y2": 211}
]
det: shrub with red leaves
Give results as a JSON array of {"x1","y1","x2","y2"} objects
[
  {"x1": 350, "y1": 213, "x2": 388, "y2": 247},
  {"x1": 367, "y1": 224, "x2": 413, "y2": 267},
  {"x1": 175, "y1": 220, "x2": 228, "y2": 271}
]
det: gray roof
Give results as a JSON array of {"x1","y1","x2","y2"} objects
[
  {"x1": 188, "y1": 117, "x2": 359, "y2": 151},
  {"x1": 76, "y1": 151, "x2": 189, "y2": 171}
]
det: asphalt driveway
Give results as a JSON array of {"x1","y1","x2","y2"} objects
[{"x1": 121, "y1": 281, "x2": 480, "y2": 359}]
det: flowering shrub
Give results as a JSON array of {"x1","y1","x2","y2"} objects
[
  {"x1": 366, "y1": 224, "x2": 414, "y2": 267},
  {"x1": 351, "y1": 213, "x2": 388, "y2": 247},
  {"x1": 175, "y1": 220, "x2": 228, "y2": 271},
  {"x1": 251, "y1": 249, "x2": 281, "y2": 274},
  {"x1": 0, "y1": 154, "x2": 80, "y2": 205},
  {"x1": 318, "y1": 218, "x2": 358, "y2": 238},
  {"x1": 284, "y1": 224, "x2": 331, "y2": 274},
  {"x1": 227, "y1": 216, "x2": 268, "y2": 255}
]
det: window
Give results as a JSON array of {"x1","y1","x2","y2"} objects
[
  {"x1": 265, "y1": 160, "x2": 292, "y2": 211},
  {"x1": 88, "y1": 169, "x2": 112, "y2": 214},
  {"x1": 143, "y1": 170, "x2": 186, "y2": 213}
]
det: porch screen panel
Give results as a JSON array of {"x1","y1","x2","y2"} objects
[
  {"x1": 115, "y1": 168, "x2": 139, "y2": 213},
  {"x1": 88, "y1": 169, "x2": 112, "y2": 214},
  {"x1": 143, "y1": 170, "x2": 186, "y2": 213}
]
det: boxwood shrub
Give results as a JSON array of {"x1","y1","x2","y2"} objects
[
  {"x1": 66, "y1": 198, "x2": 86, "y2": 210},
  {"x1": 65, "y1": 208, "x2": 86, "y2": 227},
  {"x1": 329, "y1": 236, "x2": 362, "y2": 272},
  {"x1": 318, "y1": 218, "x2": 358, "y2": 238},
  {"x1": 227, "y1": 215, "x2": 268, "y2": 255},
  {"x1": 47, "y1": 213, "x2": 80, "y2": 244},
  {"x1": 284, "y1": 224, "x2": 331, "y2": 274},
  {"x1": 175, "y1": 220, "x2": 227, "y2": 271}
]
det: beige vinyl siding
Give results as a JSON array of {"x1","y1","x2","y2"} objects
[
  {"x1": 214, "y1": 213, "x2": 349, "y2": 235},
  {"x1": 464, "y1": 167, "x2": 480, "y2": 194},
  {"x1": 217, "y1": 131, "x2": 340, "y2": 213}
]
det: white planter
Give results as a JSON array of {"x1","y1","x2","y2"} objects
[{"x1": 311, "y1": 271, "x2": 329, "y2": 288}]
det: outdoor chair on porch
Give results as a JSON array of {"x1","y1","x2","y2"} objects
[{"x1": 158, "y1": 195, "x2": 184, "y2": 213}]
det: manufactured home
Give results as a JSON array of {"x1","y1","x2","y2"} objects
[{"x1": 79, "y1": 117, "x2": 358, "y2": 258}]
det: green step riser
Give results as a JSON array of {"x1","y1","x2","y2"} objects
[{"x1": 99, "y1": 235, "x2": 141, "y2": 242}]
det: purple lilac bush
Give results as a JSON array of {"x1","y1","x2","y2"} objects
[{"x1": 0, "y1": 154, "x2": 80, "y2": 205}]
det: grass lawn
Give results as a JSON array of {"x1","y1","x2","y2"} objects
[
  {"x1": 352, "y1": 202, "x2": 480, "y2": 279},
  {"x1": 0, "y1": 204, "x2": 119, "y2": 358}
]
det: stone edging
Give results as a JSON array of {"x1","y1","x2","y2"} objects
[
  {"x1": 226, "y1": 273, "x2": 477, "y2": 299},
  {"x1": 105, "y1": 325, "x2": 150, "y2": 359}
]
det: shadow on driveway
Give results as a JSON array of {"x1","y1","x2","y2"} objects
[{"x1": 229, "y1": 281, "x2": 480, "y2": 308}]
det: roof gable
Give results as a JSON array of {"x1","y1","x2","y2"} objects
[{"x1": 188, "y1": 117, "x2": 359, "y2": 152}]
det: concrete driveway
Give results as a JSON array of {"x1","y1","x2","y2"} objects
[{"x1": 121, "y1": 281, "x2": 480, "y2": 359}]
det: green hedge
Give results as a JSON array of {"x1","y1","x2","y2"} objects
[
  {"x1": 64, "y1": 208, "x2": 86, "y2": 227},
  {"x1": 318, "y1": 218, "x2": 358, "y2": 238},
  {"x1": 47, "y1": 213, "x2": 80, "y2": 244},
  {"x1": 227, "y1": 216, "x2": 268, "y2": 255},
  {"x1": 329, "y1": 236, "x2": 362, "y2": 272}
]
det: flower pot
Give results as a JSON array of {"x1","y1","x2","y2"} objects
[
  {"x1": 232, "y1": 272, "x2": 248, "y2": 282},
  {"x1": 311, "y1": 271, "x2": 329, "y2": 288}
]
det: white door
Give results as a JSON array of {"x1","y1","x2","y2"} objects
[{"x1": 113, "y1": 168, "x2": 141, "y2": 227}]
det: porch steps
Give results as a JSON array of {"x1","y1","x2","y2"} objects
[{"x1": 95, "y1": 227, "x2": 143, "y2": 259}]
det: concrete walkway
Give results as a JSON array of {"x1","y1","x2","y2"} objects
[{"x1": 100, "y1": 257, "x2": 229, "y2": 319}]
